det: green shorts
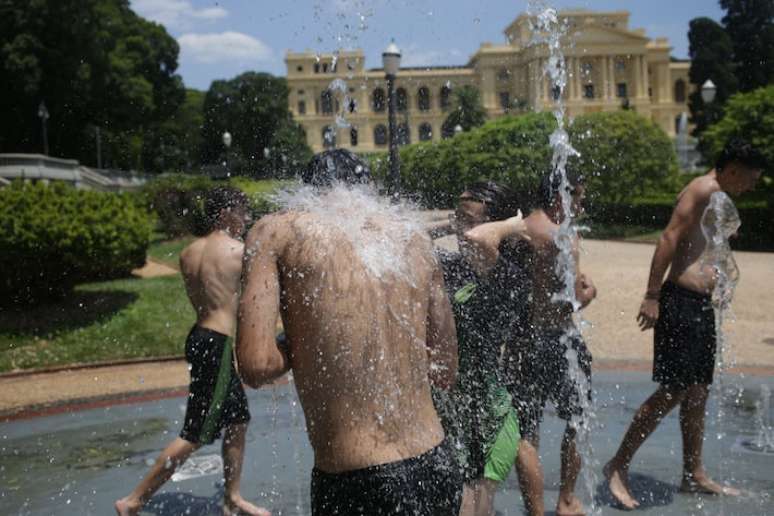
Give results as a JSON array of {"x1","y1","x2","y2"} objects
[{"x1": 483, "y1": 407, "x2": 520, "y2": 483}]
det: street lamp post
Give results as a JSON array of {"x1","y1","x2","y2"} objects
[
  {"x1": 383, "y1": 42, "x2": 401, "y2": 196},
  {"x1": 222, "y1": 131, "x2": 232, "y2": 177},
  {"x1": 37, "y1": 101, "x2": 49, "y2": 155}
]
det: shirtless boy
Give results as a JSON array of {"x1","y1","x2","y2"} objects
[
  {"x1": 115, "y1": 187, "x2": 268, "y2": 516},
  {"x1": 481, "y1": 171, "x2": 596, "y2": 516},
  {"x1": 236, "y1": 150, "x2": 461, "y2": 515},
  {"x1": 605, "y1": 140, "x2": 765, "y2": 510}
]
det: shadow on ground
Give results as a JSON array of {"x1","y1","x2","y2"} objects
[
  {"x1": 596, "y1": 472, "x2": 677, "y2": 511},
  {"x1": 0, "y1": 289, "x2": 138, "y2": 339},
  {"x1": 144, "y1": 491, "x2": 223, "y2": 516}
]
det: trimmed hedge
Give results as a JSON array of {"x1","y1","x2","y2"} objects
[{"x1": 0, "y1": 182, "x2": 152, "y2": 304}]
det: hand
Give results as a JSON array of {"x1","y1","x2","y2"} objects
[
  {"x1": 637, "y1": 298, "x2": 659, "y2": 331},
  {"x1": 506, "y1": 210, "x2": 530, "y2": 241}
]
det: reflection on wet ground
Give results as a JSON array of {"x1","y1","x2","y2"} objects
[{"x1": 1, "y1": 371, "x2": 772, "y2": 515}]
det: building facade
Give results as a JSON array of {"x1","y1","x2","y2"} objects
[{"x1": 286, "y1": 10, "x2": 693, "y2": 153}]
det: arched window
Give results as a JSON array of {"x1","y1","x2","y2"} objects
[
  {"x1": 419, "y1": 123, "x2": 433, "y2": 141},
  {"x1": 441, "y1": 124, "x2": 456, "y2": 139},
  {"x1": 297, "y1": 101, "x2": 306, "y2": 115},
  {"x1": 322, "y1": 126, "x2": 336, "y2": 148},
  {"x1": 396, "y1": 88, "x2": 408, "y2": 113},
  {"x1": 674, "y1": 79, "x2": 686, "y2": 103},
  {"x1": 417, "y1": 87, "x2": 431, "y2": 111},
  {"x1": 374, "y1": 124, "x2": 388, "y2": 146},
  {"x1": 397, "y1": 123, "x2": 410, "y2": 145},
  {"x1": 440, "y1": 85, "x2": 452, "y2": 111},
  {"x1": 350, "y1": 127, "x2": 358, "y2": 147},
  {"x1": 321, "y1": 91, "x2": 334, "y2": 114},
  {"x1": 372, "y1": 88, "x2": 386, "y2": 112}
]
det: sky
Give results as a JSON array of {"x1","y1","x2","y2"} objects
[{"x1": 131, "y1": 0, "x2": 725, "y2": 91}]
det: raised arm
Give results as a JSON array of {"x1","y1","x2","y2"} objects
[
  {"x1": 637, "y1": 184, "x2": 712, "y2": 330},
  {"x1": 236, "y1": 215, "x2": 291, "y2": 388},
  {"x1": 462, "y1": 211, "x2": 529, "y2": 274},
  {"x1": 426, "y1": 260, "x2": 458, "y2": 390}
]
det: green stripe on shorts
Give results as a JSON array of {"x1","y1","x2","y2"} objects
[
  {"x1": 198, "y1": 337, "x2": 234, "y2": 443},
  {"x1": 483, "y1": 408, "x2": 521, "y2": 483}
]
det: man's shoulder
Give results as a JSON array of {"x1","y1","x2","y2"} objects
[{"x1": 685, "y1": 174, "x2": 721, "y2": 201}]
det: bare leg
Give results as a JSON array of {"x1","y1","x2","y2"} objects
[
  {"x1": 115, "y1": 437, "x2": 200, "y2": 516},
  {"x1": 556, "y1": 426, "x2": 584, "y2": 516},
  {"x1": 678, "y1": 385, "x2": 740, "y2": 496},
  {"x1": 470, "y1": 478, "x2": 499, "y2": 516},
  {"x1": 515, "y1": 438, "x2": 544, "y2": 516},
  {"x1": 604, "y1": 386, "x2": 684, "y2": 510},
  {"x1": 459, "y1": 483, "x2": 476, "y2": 516},
  {"x1": 222, "y1": 424, "x2": 271, "y2": 516}
]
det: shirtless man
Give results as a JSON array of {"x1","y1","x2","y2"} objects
[
  {"x1": 479, "y1": 170, "x2": 596, "y2": 516},
  {"x1": 605, "y1": 140, "x2": 765, "y2": 510},
  {"x1": 236, "y1": 149, "x2": 461, "y2": 516},
  {"x1": 115, "y1": 187, "x2": 268, "y2": 516}
]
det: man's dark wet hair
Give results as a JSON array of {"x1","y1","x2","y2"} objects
[
  {"x1": 537, "y1": 168, "x2": 586, "y2": 210},
  {"x1": 715, "y1": 139, "x2": 766, "y2": 174},
  {"x1": 301, "y1": 149, "x2": 371, "y2": 187},
  {"x1": 462, "y1": 181, "x2": 520, "y2": 221},
  {"x1": 204, "y1": 186, "x2": 249, "y2": 230}
]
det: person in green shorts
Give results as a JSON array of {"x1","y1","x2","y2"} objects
[{"x1": 435, "y1": 181, "x2": 531, "y2": 516}]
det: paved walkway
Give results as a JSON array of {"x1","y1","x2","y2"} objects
[{"x1": 2, "y1": 237, "x2": 772, "y2": 416}]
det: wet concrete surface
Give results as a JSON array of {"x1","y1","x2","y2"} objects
[{"x1": 1, "y1": 371, "x2": 772, "y2": 515}]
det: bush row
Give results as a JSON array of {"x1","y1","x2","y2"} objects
[{"x1": 0, "y1": 182, "x2": 152, "y2": 304}]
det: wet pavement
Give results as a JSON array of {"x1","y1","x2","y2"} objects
[{"x1": 1, "y1": 371, "x2": 772, "y2": 516}]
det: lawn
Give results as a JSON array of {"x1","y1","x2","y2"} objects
[
  {"x1": 0, "y1": 275, "x2": 193, "y2": 372},
  {"x1": 147, "y1": 233, "x2": 194, "y2": 268}
]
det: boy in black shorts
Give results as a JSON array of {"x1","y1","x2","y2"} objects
[
  {"x1": 116, "y1": 187, "x2": 268, "y2": 516},
  {"x1": 604, "y1": 140, "x2": 765, "y2": 510}
]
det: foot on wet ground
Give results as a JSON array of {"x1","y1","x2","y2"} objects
[
  {"x1": 604, "y1": 461, "x2": 640, "y2": 510},
  {"x1": 223, "y1": 495, "x2": 272, "y2": 516},
  {"x1": 114, "y1": 497, "x2": 141, "y2": 516},
  {"x1": 680, "y1": 472, "x2": 741, "y2": 496},
  {"x1": 556, "y1": 493, "x2": 586, "y2": 516}
]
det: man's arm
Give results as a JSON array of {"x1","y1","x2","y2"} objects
[
  {"x1": 573, "y1": 239, "x2": 597, "y2": 309},
  {"x1": 426, "y1": 260, "x2": 458, "y2": 390},
  {"x1": 462, "y1": 211, "x2": 529, "y2": 274},
  {"x1": 637, "y1": 184, "x2": 712, "y2": 330},
  {"x1": 235, "y1": 216, "x2": 291, "y2": 388}
]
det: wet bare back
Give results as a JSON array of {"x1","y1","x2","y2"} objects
[
  {"x1": 239, "y1": 205, "x2": 455, "y2": 473},
  {"x1": 180, "y1": 231, "x2": 245, "y2": 337}
]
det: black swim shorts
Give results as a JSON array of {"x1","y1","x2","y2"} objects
[
  {"x1": 504, "y1": 328, "x2": 592, "y2": 441},
  {"x1": 653, "y1": 281, "x2": 717, "y2": 389},
  {"x1": 179, "y1": 325, "x2": 250, "y2": 445},
  {"x1": 310, "y1": 441, "x2": 462, "y2": 516}
]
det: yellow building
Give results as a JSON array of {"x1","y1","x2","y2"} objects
[{"x1": 285, "y1": 9, "x2": 693, "y2": 153}]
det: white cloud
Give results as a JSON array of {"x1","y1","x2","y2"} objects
[
  {"x1": 132, "y1": 0, "x2": 228, "y2": 30},
  {"x1": 178, "y1": 32, "x2": 273, "y2": 64},
  {"x1": 400, "y1": 46, "x2": 465, "y2": 67}
]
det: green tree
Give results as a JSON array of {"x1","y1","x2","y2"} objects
[
  {"x1": 701, "y1": 85, "x2": 774, "y2": 171},
  {"x1": 0, "y1": 0, "x2": 185, "y2": 169},
  {"x1": 687, "y1": 17, "x2": 738, "y2": 135},
  {"x1": 200, "y1": 72, "x2": 311, "y2": 177},
  {"x1": 441, "y1": 86, "x2": 487, "y2": 137},
  {"x1": 568, "y1": 111, "x2": 680, "y2": 205},
  {"x1": 720, "y1": 0, "x2": 774, "y2": 92},
  {"x1": 141, "y1": 89, "x2": 205, "y2": 172}
]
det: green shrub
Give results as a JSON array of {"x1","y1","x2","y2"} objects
[
  {"x1": 0, "y1": 182, "x2": 152, "y2": 304},
  {"x1": 568, "y1": 111, "x2": 680, "y2": 205}
]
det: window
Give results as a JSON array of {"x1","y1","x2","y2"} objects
[
  {"x1": 314, "y1": 63, "x2": 320, "y2": 73},
  {"x1": 321, "y1": 91, "x2": 334, "y2": 114},
  {"x1": 674, "y1": 79, "x2": 686, "y2": 103},
  {"x1": 441, "y1": 123, "x2": 456, "y2": 139},
  {"x1": 297, "y1": 101, "x2": 306, "y2": 115},
  {"x1": 396, "y1": 88, "x2": 408, "y2": 113},
  {"x1": 581, "y1": 62, "x2": 593, "y2": 75},
  {"x1": 296, "y1": 65, "x2": 303, "y2": 72},
  {"x1": 440, "y1": 86, "x2": 452, "y2": 111},
  {"x1": 499, "y1": 91, "x2": 511, "y2": 110},
  {"x1": 347, "y1": 98, "x2": 357, "y2": 113},
  {"x1": 615, "y1": 58, "x2": 626, "y2": 72},
  {"x1": 322, "y1": 126, "x2": 336, "y2": 148},
  {"x1": 374, "y1": 124, "x2": 388, "y2": 146},
  {"x1": 498, "y1": 68, "x2": 511, "y2": 81},
  {"x1": 322, "y1": 63, "x2": 328, "y2": 73},
  {"x1": 350, "y1": 127, "x2": 358, "y2": 147},
  {"x1": 419, "y1": 123, "x2": 433, "y2": 141},
  {"x1": 417, "y1": 87, "x2": 431, "y2": 111},
  {"x1": 397, "y1": 123, "x2": 410, "y2": 145},
  {"x1": 552, "y1": 86, "x2": 561, "y2": 101},
  {"x1": 298, "y1": 89, "x2": 305, "y2": 95},
  {"x1": 372, "y1": 88, "x2": 386, "y2": 112},
  {"x1": 617, "y1": 83, "x2": 628, "y2": 98},
  {"x1": 584, "y1": 84, "x2": 595, "y2": 99}
]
